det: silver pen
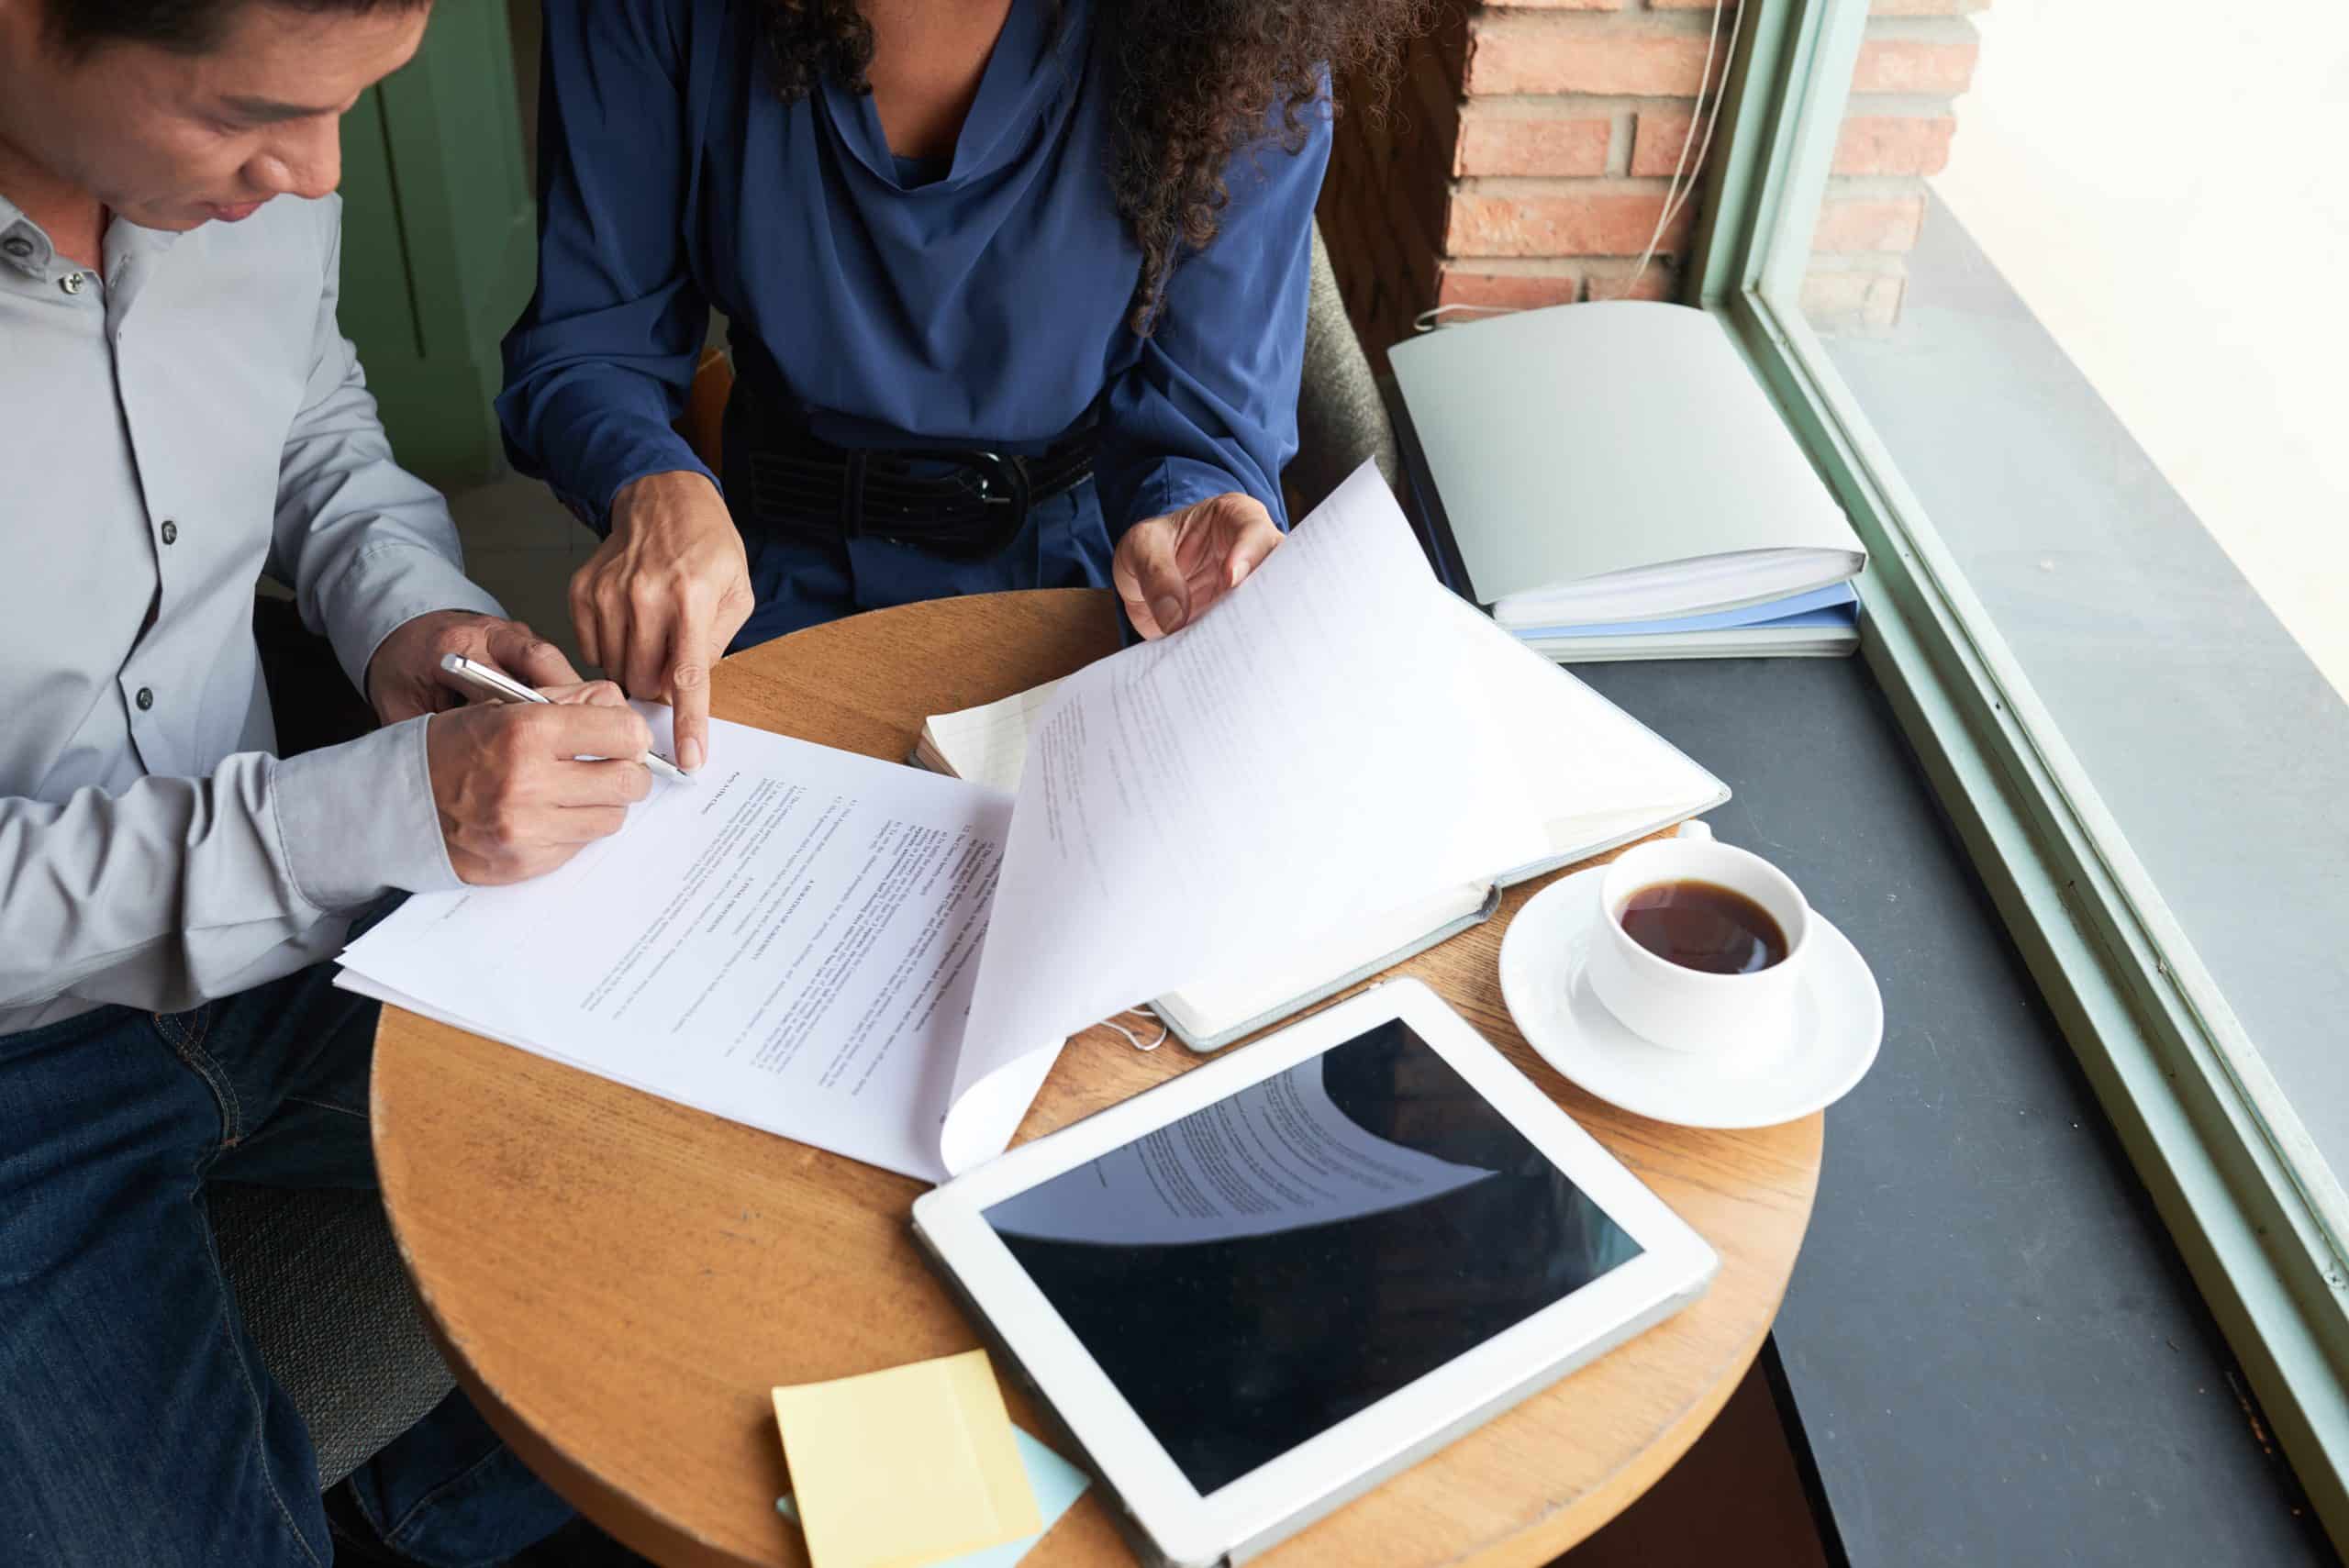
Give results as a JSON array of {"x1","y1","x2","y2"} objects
[{"x1": 437, "y1": 653, "x2": 695, "y2": 785}]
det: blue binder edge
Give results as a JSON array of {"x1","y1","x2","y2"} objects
[{"x1": 1511, "y1": 582, "x2": 1859, "y2": 640}]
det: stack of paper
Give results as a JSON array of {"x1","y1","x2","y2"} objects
[{"x1": 1508, "y1": 582, "x2": 1860, "y2": 662}]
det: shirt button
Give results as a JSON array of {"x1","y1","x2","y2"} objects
[
  {"x1": 160, "y1": 519, "x2": 179, "y2": 545},
  {"x1": 60, "y1": 272, "x2": 85, "y2": 295},
  {"x1": 135, "y1": 686, "x2": 154, "y2": 711}
]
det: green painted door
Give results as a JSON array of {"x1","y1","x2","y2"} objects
[{"x1": 336, "y1": 2, "x2": 536, "y2": 487}]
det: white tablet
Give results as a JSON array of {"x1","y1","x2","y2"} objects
[{"x1": 912, "y1": 979, "x2": 1718, "y2": 1568}]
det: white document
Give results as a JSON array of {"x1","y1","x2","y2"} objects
[
  {"x1": 924, "y1": 595, "x2": 1724, "y2": 877},
  {"x1": 916, "y1": 595, "x2": 1726, "y2": 1049},
  {"x1": 346, "y1": 462, "x2": 1549, "y2": 1182},
  {"x1": 939, "y1": 463, "x2": 1546, "y2": 1173},
  {"x1": 983, "y1": 1053, "x2": 1493, "y2": 1248},
  {"x1": 341, "y1": 710, "x2": 1016, "y2": 1182}
]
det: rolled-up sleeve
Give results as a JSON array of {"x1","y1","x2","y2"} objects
[
  {"x1": 1094, "y1": 95, "x2": 1330, "y2": 538},
  {"x1": 0, "y1": 717, "x2": 458, "y2": 1013},
  {"x1": 495, "y1": 0, "x2": 714, "y2": 532},
  {"x1": 275, "y1": 196, "x2": 507, "y2": 695}
]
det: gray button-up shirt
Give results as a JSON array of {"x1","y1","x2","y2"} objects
[{"x1": 1, "y1": 191, "x2": 503, "y2": 1034}]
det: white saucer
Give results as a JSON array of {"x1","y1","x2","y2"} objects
[{"x1": 1498, "y1": 864, "x2": 1883, "y2": 1129}]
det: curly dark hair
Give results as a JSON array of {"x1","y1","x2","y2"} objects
[{"x1": 751, "y1": 0, "x2": 1429, "y2": 332}]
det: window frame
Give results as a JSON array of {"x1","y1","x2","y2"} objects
[{"x1": 1678, "y1": 0, "x2": 2349, "y2": 1543}]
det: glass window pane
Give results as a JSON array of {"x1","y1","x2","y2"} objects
[{"x1": 1792, "y1": 1, "x2": 2349, "y2": 1174}]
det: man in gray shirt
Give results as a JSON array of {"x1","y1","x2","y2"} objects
[{"x1": 0, "y1": 1, "x2": 659, "y2": 1562}]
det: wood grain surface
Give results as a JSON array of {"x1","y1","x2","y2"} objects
[{"x1": 371, "y1": 588, "x2": 1822, "y2": 1567}]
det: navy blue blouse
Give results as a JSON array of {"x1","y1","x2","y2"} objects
[{"x1": 496, "y1": 0, "x2": 1331, "y2": 539}]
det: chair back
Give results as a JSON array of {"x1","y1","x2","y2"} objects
[
  {"x1": 676, "y1": 345, "x2": 734, "y2": 473},
  {"x1": 1290, "y1": 220, "x2": 1401, "y2": 516}
]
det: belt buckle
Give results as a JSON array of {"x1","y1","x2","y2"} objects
[
  {"x1": 906, "y1": 449, "x2": 1029, "y2": 561},
  {"x1": 947, "y1": 450, "x2": 1030, "y2": 517}
]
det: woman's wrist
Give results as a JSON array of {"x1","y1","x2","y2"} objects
[{"x1": 610, "y1": 468, "x2": 722, "y2": 532}]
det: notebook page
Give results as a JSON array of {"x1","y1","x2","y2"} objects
[
  {"x1": 1448, "y1": 597, "x2": 1727, "y2": 865},
  {"x1": 1152, "y1": 880, "x2": 1491, "y2": 1041},
  {"x1": 926, "y1": 683, "x2": 1063, "y2": 795}
]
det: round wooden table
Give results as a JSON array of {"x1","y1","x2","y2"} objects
[{"x1": 371, "y1": 589, "x2": 1822, "y2": 1568}]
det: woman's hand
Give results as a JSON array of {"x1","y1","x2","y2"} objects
[
  {"x1": 1111, "y1": 492, "x2": 1283, "y2": 639},
  {"x1": 570, "y1": 470, "x2": 755, "y2": 773}
]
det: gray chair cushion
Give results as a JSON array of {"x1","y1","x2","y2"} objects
[
  {"x1": 210, "y1": 1183, "x2": 456, "y2": 1490},
  {"x1": 1290, "y1": 220, "x2": 1400, "y2": 516}
]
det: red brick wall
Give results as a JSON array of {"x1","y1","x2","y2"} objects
[{"x1": 1318, "y1": 0, "x2": 1987, "y2": 359}]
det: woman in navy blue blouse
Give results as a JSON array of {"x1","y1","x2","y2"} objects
[{"x1": 496, "y1": 0, "x2": 1419, "y2": 772}]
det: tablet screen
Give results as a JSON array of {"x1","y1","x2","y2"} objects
[{"x1": 982, "y1": 1018, "x2": 1643, "y2": 1496}]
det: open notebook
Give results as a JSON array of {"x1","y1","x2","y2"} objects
[{"x1": 913, "y1": 598, "x2": 1727, "y2": 1051}]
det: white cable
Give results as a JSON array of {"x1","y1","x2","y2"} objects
[
  {"x1": 1412, "y1": 302, "x2": 1522, "y2": 332},
  {"x1": 1610, "y1": 0, "x2": 1738, "y2": 302},
  {"x1": 1653, "y1": 2, "x2": 1743, "y2": 242},
  {"x1": 1416, "y1": 1, "x2": 1742, "y2": 327},
  {"x1": 1101, "y1": 1006, "x2": 1168, "y2": 1052}
]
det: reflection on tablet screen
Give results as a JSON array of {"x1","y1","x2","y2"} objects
[{"x1": 983, "y1": 1018, "x2": 1643, "y2": 1495}]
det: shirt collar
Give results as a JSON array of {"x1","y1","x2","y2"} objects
[
  {"x1": 0, "y1": 190, "x2": 186, "y2": 283},
  {"x1": 0, "y1": 192, "x2": 54, "y2": 277}
]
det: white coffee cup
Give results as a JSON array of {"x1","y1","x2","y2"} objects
[{"x1": 1583, "y1": 822, "x2": 1812, "y2": 1056}]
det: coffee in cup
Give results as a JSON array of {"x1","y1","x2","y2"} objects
[
  {"x1": 1583, "y1": 823, "x2": 1811, "y2": 1056},
  {"x1": 1617, "y1": 880, "x2": 1789, "y2": 975}
]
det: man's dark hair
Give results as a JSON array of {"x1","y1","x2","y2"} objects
[{"x1": 43, "y1": 0, "x2": 429, "y2": 56}]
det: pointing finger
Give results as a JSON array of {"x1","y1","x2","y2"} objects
[{"x1": 669, "y1": 596, "x2": 717, "y2": 773}]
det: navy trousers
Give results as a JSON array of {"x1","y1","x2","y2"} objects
[{"x1": 728, "y1": 474, "x2": 1117, "y2": 650}]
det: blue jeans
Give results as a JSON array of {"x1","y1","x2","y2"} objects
[{"x1": 0, "y1": 924, "x2": 575, "y2": 1567}]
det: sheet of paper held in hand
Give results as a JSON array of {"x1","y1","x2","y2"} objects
[{"x1": 339, "y1": 463, "x2": 1546, "y2": 1181}]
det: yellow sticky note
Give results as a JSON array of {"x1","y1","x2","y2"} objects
[{"x1": 771, "y1": 1349, "x2": 1042, "y2": 1568}]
